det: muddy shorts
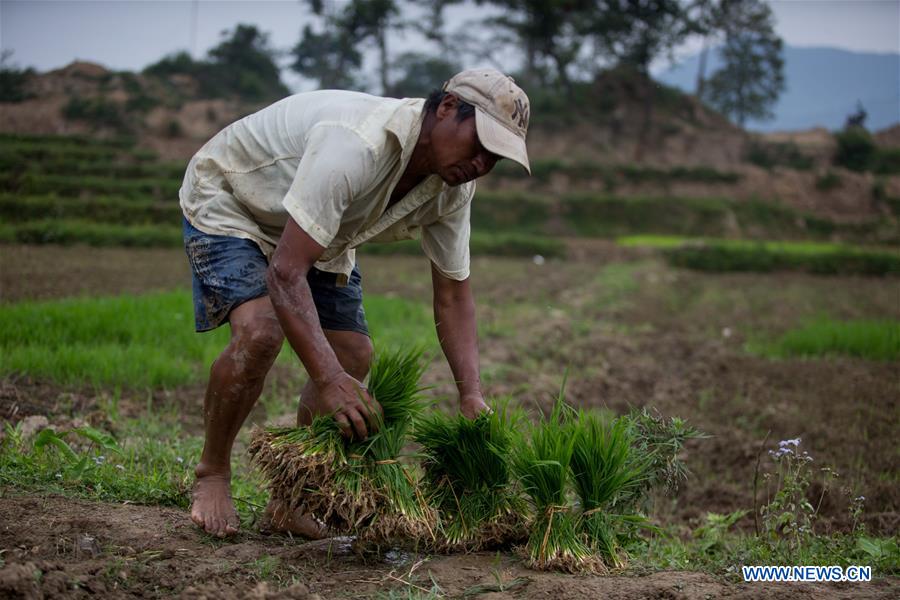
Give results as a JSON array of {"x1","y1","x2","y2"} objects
[{"x1": 183, "y1": 217, "x2": 369, "y2": 336}]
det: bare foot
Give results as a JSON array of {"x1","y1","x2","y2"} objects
[
  {"x1": 262, "y1": 499, "x2": 327, "y2": 539},
  {"x1": 190, "y1": 473, "x2": 240, "y2": 538}
]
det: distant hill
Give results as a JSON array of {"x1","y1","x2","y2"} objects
[{"x1": 657, "y1": 45, "x2": 900, "y2": 133}]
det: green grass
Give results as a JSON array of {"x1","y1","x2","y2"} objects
[
  {"x1": 618, "y1": 235, "x2": 900, "y2": 276},
  {"x1": 0, "y1": 172, "x2": 181, "y2": 199},
  {"x1": 0, "y1": 156, "x2": 186, "y2": 180},
  {"x1": 0, "y1": 219, "x2": 183, "y2": 247},
  {"x1": 0, "y1": 290, "x2": 436, "y2": 388},
  {"x1": 750, "y1": 318, "x2": 900, "y2": 361},
  {"x1": 0, "y1": 194, "x2": 181, "y2": 224},
  {"x1": 0, "y1": 407, "x2": 269, "y2": 527},
  {"x1": 617, "y1": 235, "x2": 887, "y2": 254}
]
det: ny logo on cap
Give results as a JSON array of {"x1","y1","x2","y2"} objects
[{"x1": 511, "y1": 98, "x2": 529, "y2": 130}]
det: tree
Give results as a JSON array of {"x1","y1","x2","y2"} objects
[
  {"x1": 0, "y1": 50, "x2": 36, "y2": 103},
  {"x1": 703, "y1": 0, "x2": 784, "y2": 126},
  {"x1": 144, "y1": 25, "x2": 289, "y2": 102},
  {"x1": 590, "y1": 0, "x2": 698, "y2": 75},
  {"x1": 208, "y1": 24, "x2": 290, "y2": 101},
  {"x1": 411, "y1": 0, "x2": 465, "y2": 54},
  {"x1": 292, "y1": 23, "x2": 363, "y2": 89},
  {"x1": 292, "y1": 0, "x2": 401, "y2": 93},
  {"x1": 478, "y1": 1, "x2": 594, "y2": 94},
  {"x1": 389, "y1": 52, "x2": 460, "y2": 97}
]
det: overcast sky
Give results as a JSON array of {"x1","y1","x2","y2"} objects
[{"x1": 1, "y1": 0, "x2": 898, "y2": 92}]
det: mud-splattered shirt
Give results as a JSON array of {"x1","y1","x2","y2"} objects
[{"x1": 179, "y1": 90, "x2": 474, "y2": 284}]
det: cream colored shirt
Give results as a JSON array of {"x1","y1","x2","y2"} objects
[{"x1": 179, "y1": 90, "x2": 474, "y2": 284}]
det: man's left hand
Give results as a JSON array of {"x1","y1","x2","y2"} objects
[{"x1": 459, "y1": 392, "x2": 490, "y2": 419}]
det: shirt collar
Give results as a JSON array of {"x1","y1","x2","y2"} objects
[{"x1": 385, "y1": 98, "x2": 427, "y2": 162}]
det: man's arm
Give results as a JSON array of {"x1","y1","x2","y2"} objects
[
  {"x1": 267, "y1": 218, "x2": 381, "y2": 439},
  {"x1": 430, "y1": 262, "x2": 489, "y2": 418}
]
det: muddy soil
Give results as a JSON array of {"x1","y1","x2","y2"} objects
[{"x1": 2, "y1": 495, "x2": 897, "y2": 599}]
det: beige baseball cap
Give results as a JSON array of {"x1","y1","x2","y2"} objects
[{"x1": 443, "y1": 68, "x2": 531, "y2": 174}]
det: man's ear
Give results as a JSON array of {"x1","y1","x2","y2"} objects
[{"x1": 436, "y1": 93, "x2": 460, "y2": 120}]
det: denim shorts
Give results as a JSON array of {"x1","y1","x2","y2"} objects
[{"x1": 183, "y1": 217, "x2": 369, "y2": 336}]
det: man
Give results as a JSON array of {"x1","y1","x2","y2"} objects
[{"x1": 181, "y1": 68, "x2": 531, "y2": 538}]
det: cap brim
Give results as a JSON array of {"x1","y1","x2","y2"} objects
[{"x1": 475, "y1": 108, "x2": 531, "y2": 175}]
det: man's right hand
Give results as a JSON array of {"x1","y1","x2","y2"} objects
[{"x1": 316, "y1": 371, "x2": 383, "y2": 440}]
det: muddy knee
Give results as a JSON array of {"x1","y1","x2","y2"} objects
[
  {"x1": 327, "y1": 331, "x2": 374, "y2": 381},
  {"x1": 224, "y1": 298, "x2": 285, "y2": 378}
]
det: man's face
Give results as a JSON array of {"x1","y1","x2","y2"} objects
[{"x1": 429, "y1": 95, "x2": 501, "y2": 186}]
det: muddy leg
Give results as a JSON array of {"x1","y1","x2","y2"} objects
[{"x1": 191, "y1": 296, "x2": 284, "y2": 538}]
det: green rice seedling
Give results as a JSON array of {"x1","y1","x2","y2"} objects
[
  {"x1": 249, "y1": 348, "x2": 434, "y2": 545},
  {"x1": 414, "y1": 404, "x2": 527, "y2": 551},
  {"x1": 752, "y1": 318, "x2": 900, "y2": 361},
  {"x1": 513, "y1": 397, "x2": 598, "y2": 573},
  {"x1": 570, "y1": 411, "x2": 648, "y2": 568}
]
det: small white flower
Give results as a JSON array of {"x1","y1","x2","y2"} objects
[
  {"x1": 116, "y1": 464, "x2": 125, "y2": 471},
  {"x1": 532, "y1": 255, "x2": 545, "y2": 266}
]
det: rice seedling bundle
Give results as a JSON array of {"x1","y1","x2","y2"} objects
[
  {"x1": 513, "y1": 400, "x2": 600, "y2": 573},
  {"x1": 249, "y1": 348, "x2": 434, "y2": 544},
  {"x1": 414, "y1": 405, "x2": 527, "y2": 551},
  {"x1": 570, "y1": 411, "x2": 648, "y2": 569}
]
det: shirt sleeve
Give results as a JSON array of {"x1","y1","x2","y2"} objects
[
  {"x1": 281, "y1": 123, "x2": 375, "y2": 248},
  {"x1": 421, "y1": 184, "x2": 474, "y2": 281}
]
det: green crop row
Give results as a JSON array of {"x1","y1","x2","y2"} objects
[
  {"x1": 662, "y1": 242, "x2": 900, "y2": 276},
  {"x1": 0, "y1": 140, "x2": 156, "y2": 164},
  {"x1": 0, "y1": 194, "x2": 181, "y2": 224},
  {"x1": 473, "y1": 191, "x2": 896, "y2": 244},
  {"x1": 0, "y1": 153, "x2": 186, "y2": 180},
  {"x1": 0, "y1": 132, "x2": 139, "y2": 150},
  {"x1": 0, "y1": 219, "x2": 567, "y2": 260},
  {"x1": 750, "y1": 318, "x2": 900, "y2": 361},
  {"x1": 0, "y1": 172, "x2": 181, "y2": 199},
  {"x1": 620, "y1": 235, "x2": 900, "y2": 276},
  {"x1": 617, "y1": 235, "x2": 895, "y2": 255},
  {"x1": 491, "y1": 159, "x2": 741, "y2": 185},
  {"x1": 0, "y1": 290, "x2": 435, "y2": 388},
  {"x1": 0, "y1": 219, "x2": 183, "y2": 247}
]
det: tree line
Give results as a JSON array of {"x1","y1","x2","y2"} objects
[{"x1": 145, "y1": 0, "x2": 784, "y2": 127}]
